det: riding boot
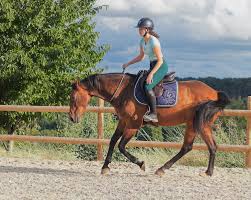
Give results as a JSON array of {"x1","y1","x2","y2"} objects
[{"x1": 143, "y1": 89, "x2": 158, "y2": 122}]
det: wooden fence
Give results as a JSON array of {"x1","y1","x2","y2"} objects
[{"x1": 0, "y1": 97, "x2": 251, "y2": 168}]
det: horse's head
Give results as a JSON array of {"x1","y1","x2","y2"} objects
[{"x1": 69, "y1": 81, "x2": 91, "y2": 123}]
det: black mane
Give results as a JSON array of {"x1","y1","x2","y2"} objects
[
  {"x1": 80, "y1": 73, "x2": 137, "y2": 91},
  {"x1": 80, "y1": 74, "x2": 100, "y2": 91}
]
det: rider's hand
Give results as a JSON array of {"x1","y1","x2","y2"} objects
[
  {"x1": 146, "y1": 73, "x2": 153, "y2": 84},
  {"x1": 122, "y1": 63, "x2": 129, "y2": 69}
]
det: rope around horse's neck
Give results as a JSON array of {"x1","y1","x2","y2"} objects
[{"x1": 110, "y1": 69, "x2": 126, "y2": 102}]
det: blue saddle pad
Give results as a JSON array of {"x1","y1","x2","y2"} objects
[{"x1": 134, "y1": 74, "x2": 178, "y2": 107}]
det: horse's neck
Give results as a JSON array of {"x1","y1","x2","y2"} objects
[{"x1": 91, "y1": 73, "x2": 135, "y2": 103}]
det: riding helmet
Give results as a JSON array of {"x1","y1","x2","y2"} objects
[{"x1": 135, "y1": 17, "x2": 154, "y2": 29}]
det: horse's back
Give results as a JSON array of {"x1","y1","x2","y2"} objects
[{"x1": 177, "y1": 80, "x2": 218, "y2": 105}]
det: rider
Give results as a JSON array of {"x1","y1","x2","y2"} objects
[{"x1": 122, "y1": 17, "x2": 168, "y2": 123}]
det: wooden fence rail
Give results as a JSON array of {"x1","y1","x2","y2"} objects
[
  {"x1": 0, "y1": 96, "x2": 251, "y2": 168},
  {"x1": 0, "y1": 135, "x2": 250, "y2": 152}
]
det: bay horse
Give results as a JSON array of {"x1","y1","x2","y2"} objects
[{"x1": 69, "y1": 72, "x2": 230, "y2": 176}]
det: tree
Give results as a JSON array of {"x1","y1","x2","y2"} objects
[{"x1": 0, "y1": 0, "x2": 109, "y2": 134}]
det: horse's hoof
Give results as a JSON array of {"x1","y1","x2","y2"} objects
[
  {"x1": 140, "y1": 161, "x2": 145, "y2": 171},
  {"x1": 206, "y1": 171, "x2": 213, "y2": 176},
  {"x1": 155, "y1": 168, "x2": 165, "y2": 176},
  {"x1": 199, "y1": 172, "x2": 212, "y2": 177},
  {"x1": 101, "y1": 167, "x2": 110, "y2": 175}
]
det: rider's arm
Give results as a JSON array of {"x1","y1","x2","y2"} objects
[
  {"x1": 124, "y1": 47, "x2": 145, "y2": 67},
  {"x1": 149, "y1": 46, "x2": 163, "y2": 75}
]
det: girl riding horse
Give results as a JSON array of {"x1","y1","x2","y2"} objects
[
  {"x1": 123, "y1": 18, "x2": 168, "y2": 123},
  {"x1": 69, "y1": 18, "x2": 230, "y2": 177}
]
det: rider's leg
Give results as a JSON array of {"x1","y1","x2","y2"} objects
[
  {"x1": 143, "y1": 88, "x2": 158, "y2": 122},
  {"x1": 143, "y1": 60, "x2": 168, "y2": 122}
]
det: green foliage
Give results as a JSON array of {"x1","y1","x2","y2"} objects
[
  {"x1": 178, "y1": 77, "x2": 251, "y2": 99},
  {"x1": 0, "y1": 96, "x2": 247, "y2": 167},
  {"x1": 0, "y1": 0, "x2": 109, "y2": 131},
  {"x1": 161, "y1": 126, "x2": 185, "y2": 142},
  {"x1": 227, "y1": 98, "x2": 247, "y2": 109},
  {"x1": 75, "y1": 113, "x2": 98, "y2": 160},
  {"x1": 0, "y1": 110, "x2": 247, "y2": 167},
  {"x1": 75, "y1": 144, "x2": 97, "y2": 161}
]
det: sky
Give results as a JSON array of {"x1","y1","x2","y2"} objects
[{"x1": 94, "y1": 0, "x2": 251, "y2": 78}]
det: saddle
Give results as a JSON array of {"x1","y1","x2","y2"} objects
[
  {"x1": 136, "y1": 70, "x2": 176, "y2": 97},
  {"x1": 153, "y1": 72, "x2": 176, "y2": 97},
  {"x1": 134, "y1": 71, "x2": 178, "y2": 107}
]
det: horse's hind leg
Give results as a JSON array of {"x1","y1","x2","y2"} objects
[
  {"x1": 118, "y1": 128, "x2": 145, "y2": 171},
  {"x1": 200, "y1": 126, "x2": 217, "y2": 176},
  {"x1": 155, "y1": 123, "x2": 196, "y2": 176},
  {"x1": 101, "y1": 121, "x2": 125, "y2": 174}
]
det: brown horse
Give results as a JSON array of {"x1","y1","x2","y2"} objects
[{"x1": 69, "y1": 73, "x2": 230, "y2": 176}]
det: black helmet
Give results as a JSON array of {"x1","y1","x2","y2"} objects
[{"x1": 135, "y1": 17, "x2": 154, "y2": 29}]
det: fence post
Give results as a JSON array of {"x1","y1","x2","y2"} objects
[
  {"x1": 97, "y1": 98, "x2": 104, "y2": 161},
  {"x1": 7, "y1": 140, "x2": 14, "y2": 152},
  {"x1": 7, "y1": 127, "x2": 15, "y2": 152},
  {"x1": 246, "y1": 96, "x2": 251, "y2": 168}
]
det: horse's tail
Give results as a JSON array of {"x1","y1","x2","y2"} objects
[{"x1": 193, "y1": 91, "x2": 230, "y2": 134}]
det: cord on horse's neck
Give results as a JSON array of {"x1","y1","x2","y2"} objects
[
  {"x1": 110, "y1": 74, "x2": 125, "y2": 103},
  {"x1": 87, "y1": 75, "x2": 115, "y2": 103},
  {"x1": 97, "y1": 74, "x2": 126, "y2": 105}
]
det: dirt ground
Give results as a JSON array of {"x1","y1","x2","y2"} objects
[{"x1": 0, "y1": 157, "x2": 250, "y2": 200}]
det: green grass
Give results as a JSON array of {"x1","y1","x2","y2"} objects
[
  {"x1": 0, "y1": 113, "x2": 247, "y2": 168},
  {"x1": 0, "y1": 142, "x2": 77, "y2": 161},
  {"x1": 133, "y1": 147, "x2": 245, "y2": 168}
]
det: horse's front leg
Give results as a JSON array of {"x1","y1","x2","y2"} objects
[
  {"x1": 101, "y1": 121, "x2": 125, "y2": 175},
  {"x1": 118, "y1": 128, "x2": 145, "y2": 171}
]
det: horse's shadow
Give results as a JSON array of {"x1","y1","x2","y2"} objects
[{"x1": 0, "y1": 165, "x2": 80, "y2": 176}]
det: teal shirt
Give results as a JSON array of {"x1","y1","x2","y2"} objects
[{"x1": 140, "y1": 35, "x2": 163, "y2": 61}]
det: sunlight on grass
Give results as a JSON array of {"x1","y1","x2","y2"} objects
[
  {"x1": 0, "y1": 115, "x2": 247, "y2": 168},
  {"x1": 0, "y1": 142, "x2": 77, "y2": 161}
]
